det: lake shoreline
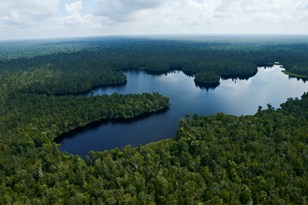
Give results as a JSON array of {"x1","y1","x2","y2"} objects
[
  {"x1": 54, "y1": 80, "x2": 128, "y2": 96},
  {"x1": 59, "y1": 65, "x2": 308, "y2": 156},
  {"x1": 55, "y1": 105, "x2": 170, "y2": 145}
]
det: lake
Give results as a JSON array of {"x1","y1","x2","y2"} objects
[{"x1": 57, "y1": 65, "x2": 308, "y2": 156}]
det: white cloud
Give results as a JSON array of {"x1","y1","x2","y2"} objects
[
  {"x1": 124, "y1": 0, "x2": 308, "y2": 35},
  {"x1": 61, "y1": 0, "x2": 105, "y2": 28},
  {"x1": 0, "y1": 0, "x2": 308, "y2": 39},
  {"x1": 0, "y1": 0, "x2": 59, "y2": 28},
  {"x1": 0, "y1": 11, "x2": 22, "y2": 28},
  {"x1": 214, "y1": 0, "x2": 308, "y2": 24},
  {"x1": 94, "y1": 0, "x2": 165, "y2": 22},
  {"x1": 65, "y1": 0, "x2": 83, "y2": 15},
  {"x1": 134, "y1": 0, "x2": 308, "y2": 27}
]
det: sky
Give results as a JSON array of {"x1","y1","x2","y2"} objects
[{"x1": 1, "y1": 0, "x2": 308, "y2": 40}]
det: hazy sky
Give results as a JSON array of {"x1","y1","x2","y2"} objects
[{"x1": 1, "y1": 0, "x2": 308, "y2": 40}]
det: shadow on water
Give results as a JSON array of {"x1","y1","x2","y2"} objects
[
  {"x1": 56, "y1": 107, "x2": 170, "y2": 144},
  {"x1": 287, "y1": 76, "x2": 308, "y2": 83},
  {"x1": 194, "y1": 81, "x2": 220, "y2": 90},
  {"x1": 220, "y1": 70, "x2": 258, "y2": 81}
]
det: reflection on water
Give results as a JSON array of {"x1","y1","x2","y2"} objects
[{"x1": 58, "y1": 66, "x2": 308, "y2": 156}]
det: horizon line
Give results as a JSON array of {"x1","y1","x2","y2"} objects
[{"x1": 1, "y1": 33, "x2": 308, "y2": 42}]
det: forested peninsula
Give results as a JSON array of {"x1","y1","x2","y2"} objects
[{"x1": 0, "y1": 37, "x2": 307, "y2": 204}]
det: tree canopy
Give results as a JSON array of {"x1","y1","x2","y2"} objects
[{"x1": 0, "y1": 37, "x2": 307, "y2": 204}]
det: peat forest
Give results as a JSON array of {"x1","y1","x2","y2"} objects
[{"x1": 0, "y1": 36, "x2": 307, "y2": 204}]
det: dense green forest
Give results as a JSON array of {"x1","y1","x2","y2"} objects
[
  {"x1": 194, "y1": 71, "x2": 220, "y2": 89},
  {"x1": 1, "y1": 91, "x2": 307, "y2": 204},
  {"x1": 1, "y1": 36, "x2": 308, "y2": 91},
  {"x1": 0, "y1": 37, "x2": 308, "y2": 204}
]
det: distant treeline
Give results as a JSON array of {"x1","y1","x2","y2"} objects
[
  {"x1": 0, "y1": 37, "x2": 307, "y2": 204},
  {"x1": 1, "y1": 37, "x2": 308, "y2": 93}
]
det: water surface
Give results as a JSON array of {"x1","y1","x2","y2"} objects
[{"x1": 58, "y1": 66, "x2": 308, "y2": 156}]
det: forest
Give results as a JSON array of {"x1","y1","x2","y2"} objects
[
  {"x1": 0, "y1": 36, "x2": 307, "y2": 204},
  {"x1": 1, "y1": 36, "x2": 308, "y2": 91}
]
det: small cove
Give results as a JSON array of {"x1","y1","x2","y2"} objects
[{"x1": 57, "y1": 65, "x2": 308, "y2": 156}]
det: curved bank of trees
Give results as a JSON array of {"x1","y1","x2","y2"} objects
[
  {"x1": 1, "y1": 36, "x2": 308, "y2": 87},
  {"x1": 0, "y1": 37, "x2": 307, "y2": 204},
  {"x1": 1, "y1": 87, "x2": 307, "y2": 204}
]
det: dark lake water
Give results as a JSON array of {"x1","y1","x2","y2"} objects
[{"x1": 58, "y1": 65, "x2": 308, "y2": 156}]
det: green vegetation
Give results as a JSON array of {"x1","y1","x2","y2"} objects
[
  {"x1": 1, "y1": 36, "x2": 308, "y2": 87},
  {"x1": 0, "y1": 37, "x2": 308, "y2": 204},
  {"x1": 283, "y1": 70, "x2": 308, "y2": 80},
  {"x1": 194, "y1": 71, "x2": 220, "y2": 88},
  {"x1": 1, "y1": 88, "x2": 307, "y2": 204},
  {"x1": 0, "y1": 54, "x2": 170, "y2": 204},
  {"x1": 0, "y1": 61, "x2": 126, "y2": 95},
  {"x1": 2, "y1": 93, "x2": 169, "y2": 140}
]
